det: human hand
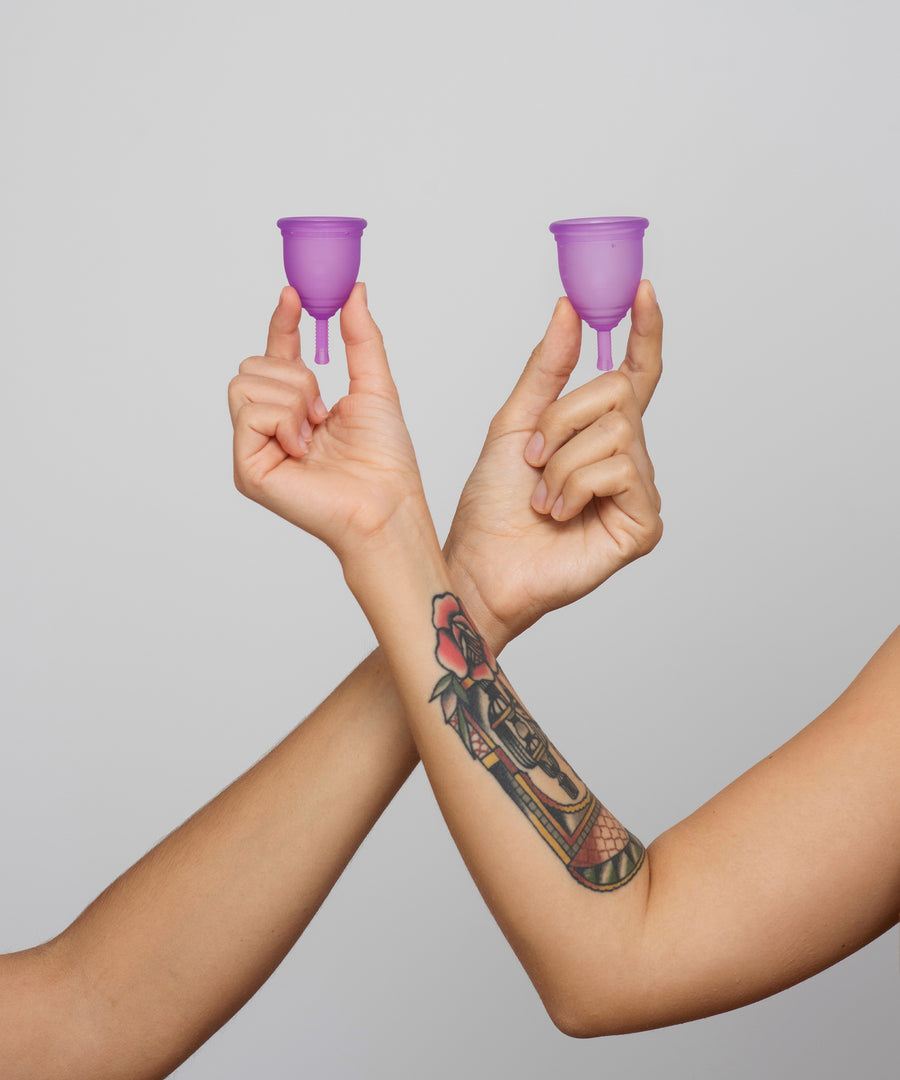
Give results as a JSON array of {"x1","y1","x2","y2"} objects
[
  {"x1": 229, "y1": 284, "x2": 429, "y2": 567},
  {"x1": 444, "y1": 281, "x2": 663, "y2": 654}
]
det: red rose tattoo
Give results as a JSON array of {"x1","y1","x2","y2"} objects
[{"x1": 433, "y1": 594, "x2": 497, "y2": 683}]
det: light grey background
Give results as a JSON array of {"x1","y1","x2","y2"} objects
[{"x1": 2, "y1": 0, "x2": 898, "y2": 1076}]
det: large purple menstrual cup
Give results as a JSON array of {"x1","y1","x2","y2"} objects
[
  {"x1": 276, "y1": 216, "x2": 367, "y2": 365},
  {"x1": 550, "y1": 217, "x2": 649, "y2": 371}
]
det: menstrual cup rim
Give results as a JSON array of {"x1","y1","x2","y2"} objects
[
  {"x1": 549, "y1": 216, "x2": 649, "y2": 237},
  {"x1": 277, "y1": 216, "x2": 368, "y2": 237}
]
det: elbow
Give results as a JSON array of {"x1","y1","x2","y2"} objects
[
  {"x1": 537, "y1": 949, "x2": 664, "y2": 1038},
  {"x1": 540, "y1": 959, "x2": 721, "y2": 1037},
  {"x1": 545, "y1": 998, "x2": 630, "y2": 1040},
  {"x1": 540, "y1": 980, "x2": 640, "y2": 1039},
  {"x1": 547, "y1": 1005, "x2": 608, "y2": 1040}
]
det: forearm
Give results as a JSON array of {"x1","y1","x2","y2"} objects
[
  {"x1": 1, "y1": 648, "x2": 417, "y2": 1080},
  {"x1": 345, "y1": 515, "x2": 652, "y2": 1035}
]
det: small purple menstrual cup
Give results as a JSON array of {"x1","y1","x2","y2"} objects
[
  {"x1": 549, "y1": 217, "x2": 649, "y2": 371},
  {"x1": 276, "y1": 217, "x2": 367, "y2": 365}
]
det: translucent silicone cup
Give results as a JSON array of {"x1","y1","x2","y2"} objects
[
  {"x1": 276, "y1": 216, "x2": 368, "y2": 365},
  {"x1": 549, "y1": 217, "x2": 649, "y2": 371}
]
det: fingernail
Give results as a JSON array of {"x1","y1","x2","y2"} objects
[
  {"x1": 646, "y1": 280, "x2": 657, "y2": 303},
  {"x1": 360, "y1": 282, "x2": 368, "y2": 305},
  {"x1": 301, "y1": 419, "x2": 313, "y2": 442},
  {"x1": 532, "y1": 479, "x2": 548, "y2": 512},
  {"x1": 524, "y1": 431, "x2": 544, "y2": 465},
  {"x1": 312, "y1": 396, "x2": 327, "y2": 422},
  {"x1": 551, "y1": 495, "x2": 565, "y2": 519}
]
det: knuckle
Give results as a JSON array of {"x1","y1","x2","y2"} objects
[
  {"x1": 227, "y1": 375, "x2": 246, "y2": 407},
  {"x1": 232, "y1": 464, "x2": 251, "y2": 497},
  {"x1": 603, "y1": 369, "x2": 633, "y2": 405},
  {"x1": 286, "y1": 387, "x2": 307, "y2": 414},
  {"x1": 603, "y1": 410, "x2": 632, "y2": 446},
  {"x1": 536, "y1": 398, "x2": 562, "y2": 435},
  {"x1": 296, "y1": 365, "x2": 318, "y2": 393},
  {"x1": 615, "y1": 454, "x2": 640, "y2": 487},
  {"x1": 564, "y1": 468, "x2": 590, "y2": 504},
  {"x1": 631, "y1": 511, "x2": 663, "y2": 558},
  {"x1": 238, "y1": 355, "x2": 262, "y2": 376},
  {"x1": 648, "y1": 514, "x2": 664, "y2": 549}
]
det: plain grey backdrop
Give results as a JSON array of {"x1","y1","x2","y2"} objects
[{"x1": 2, "y1": 0, "x2": 898, "y2": 1076}]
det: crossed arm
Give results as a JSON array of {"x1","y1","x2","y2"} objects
[
  {"x1": 0, "y1": 285, "x2": 663, "y2": 1079},
  {"x1": 230, "y1": 283, "x2": 900, "y2": 1037}
]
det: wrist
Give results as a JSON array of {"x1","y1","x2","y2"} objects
[
  {"x1": 341, "y1": 496, "x2": 447, "y2": 614},
  {"x1": 442, "y1": 546, "x2": 511, "y2": 658}
]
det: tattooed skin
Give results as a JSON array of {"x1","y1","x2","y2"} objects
[{"x1": 430, "y1": 593, "x2": 644, "y2": 891}]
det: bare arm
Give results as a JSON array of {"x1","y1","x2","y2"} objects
[
  {"x1": 0, "y1": 284, "x2": 663, "y2": 1077},
  {"x1": 0, "y1": 295, "x2": 416, "y2": 1080},
  {"x1": 232, "y1": 285, "x2": 900, "y2": 1037},
  {"x1": 0, "y1": 653, "x2": 417, "y2": 1080},
  {"x1": 637, "y1": 628, "x2": 900, "y2": 1030},
  {"x1": 375, "y1": 570, "x2": 900, "y2": 1036}
]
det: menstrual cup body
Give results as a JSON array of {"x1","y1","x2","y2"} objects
[
  {"x1": 276, "y1": 217, "x2": 367, "y2": 364},
  {"x1": 550, "y1": 217, "x2": 649, "y2": 370}
]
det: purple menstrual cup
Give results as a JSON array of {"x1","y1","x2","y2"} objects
[
  {"x1": 276, "y1": 217, "x2": 367, "y2": 365},
  {"x1": 550, "y1": 217, "x2": 649, "y2": 371}
]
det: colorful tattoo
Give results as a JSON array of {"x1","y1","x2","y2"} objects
[{"x1": 430, "y1": 593, "x2": 644, "y2": 892}]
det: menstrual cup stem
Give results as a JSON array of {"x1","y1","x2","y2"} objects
[
  {"x1": 596, "y1": 329, "x2": 613, "y2": 372},
  {"x1": 314, "y1": 318, "x2": 330, "y2": 365}
]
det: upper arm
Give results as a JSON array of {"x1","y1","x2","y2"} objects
[{"x1": 599, "y1": 626, "x2": 900, "y2": 1032}]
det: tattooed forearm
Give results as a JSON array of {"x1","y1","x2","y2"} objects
[{"x1": 429, "y1": 593, "x2": 644, "y2": 891}]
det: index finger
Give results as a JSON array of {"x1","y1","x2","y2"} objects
[
  {"x1": 265, "y1": 286, "x2": 304, "y2": 362},
  {"x1": 620, "y1": 280, "x2": 663, "y2": 414},
  {"x1": 493, "y1": 297, "x2": 582, "y2": 430}
]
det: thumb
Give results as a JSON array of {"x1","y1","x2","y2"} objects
[
  {"x1": 339, "y1": 283, "x2": 396, "y2": 396},
  {"x1": 497, "y1": 297, "x2": 582, "y2": 428}
]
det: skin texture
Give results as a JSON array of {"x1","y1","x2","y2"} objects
[
  {"x1": 229, "y1": 283, "x2": 899, "y2": 1038},
  {"x1": 0, "y1": 284, "x2": 662, "y2": 1079}
]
